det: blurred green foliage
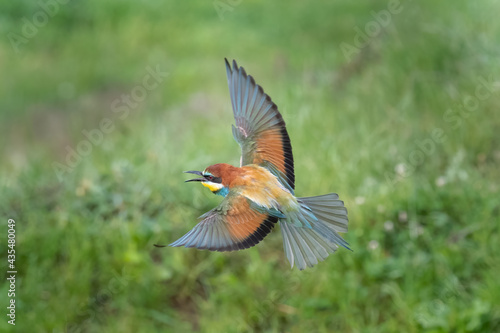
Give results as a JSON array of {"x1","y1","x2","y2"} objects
[{"x1": 1, "y1": 0, "x2": 500, "y2": 332}]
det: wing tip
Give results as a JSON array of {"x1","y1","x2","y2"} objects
[
  {"x1": 225, "y1": 58, "x2": 232, "y2": 81},
  {"x1": 240, "y1": 66, "x2": 247, "y2": 78},
  {"x1": 226, "y1": 58, "x2": 250, "y2": 79}
]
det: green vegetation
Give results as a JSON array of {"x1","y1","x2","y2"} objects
[{"x1": 1, "y1": 0, "x2": 499, "y2": 332}]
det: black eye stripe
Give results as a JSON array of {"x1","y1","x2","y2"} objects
[{"x1": 204, "y1": 175, "x2": 222, "y2": 183}]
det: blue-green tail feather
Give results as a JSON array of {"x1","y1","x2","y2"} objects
[{"x1": 279, "y1": 193, "x2": 350, "y2": 270}]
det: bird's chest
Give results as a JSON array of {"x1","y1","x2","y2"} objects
[{"x1": 237, "y1": 169, "x2": 297, "y2": 210}]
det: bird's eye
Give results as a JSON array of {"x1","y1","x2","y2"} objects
[{"x1": 207, "y1": 175, "x2": 214, "y2": 181}]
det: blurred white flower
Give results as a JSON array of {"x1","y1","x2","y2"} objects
[
  {"x1": 355, "y1": 196, "x2": 366, "y2": 205},
  {"x1": 436, "y1": 176, "x2": 446, "y2": 187},
  {"x1": 398, "y1": 211, "x2": 408, "y2": 223},
  {"x1": 384, "y1": 221, "x2": 394, "y2": 231},
  {"x1": 410, "y1": 223, "x2": 424, "y2": 238},
  {"x1": 395, "y1": 163, "x2": 406, "y2": 176},
  {"x1": 368, "y1": 240, "x2": 379, "y2": 251},
  {"x1": 377, "y1": 205, "x2": 385, "y2": 213}
]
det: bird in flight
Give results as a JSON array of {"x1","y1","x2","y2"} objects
[{"x1": 169, "y1": 59, "x2": 350, "y2": 270}]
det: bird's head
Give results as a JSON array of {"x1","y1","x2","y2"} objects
[{"x1": 184, "y1": 163, "x2": 233, "y2": 197}]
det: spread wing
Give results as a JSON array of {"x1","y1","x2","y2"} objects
[
  {"x1": 225, "y1": 59, "x2": 295, "y2": 193},
  {"x1": 169, "y1": 193, "x2": 279, "y2": 252}
]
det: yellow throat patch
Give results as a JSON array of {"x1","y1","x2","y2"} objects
[{"x1": 202, "y1": 182, "x2": 223, "y2": 192}]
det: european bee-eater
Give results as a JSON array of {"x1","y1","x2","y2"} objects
[{"x1": 170, "y1": 59, "x2": 350, "y2": 270}]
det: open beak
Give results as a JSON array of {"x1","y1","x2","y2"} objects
[{"x1": 184, "y1": 170, "x2": 205, "y2": 182}]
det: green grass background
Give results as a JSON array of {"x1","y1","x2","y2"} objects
[{"x1": 1, "y1": 0, "x2": 500, "y2": 332}]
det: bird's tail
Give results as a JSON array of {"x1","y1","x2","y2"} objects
[{"x1": 279, "y1": 193, "x2": 350, "y2": 270}]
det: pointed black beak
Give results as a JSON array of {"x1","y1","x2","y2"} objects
[{"x1": 184, "y1": 170, "x2": 205, "y2": 182}]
